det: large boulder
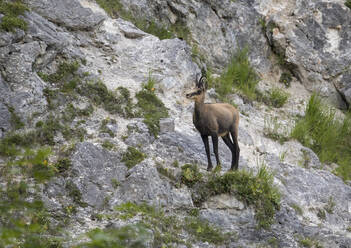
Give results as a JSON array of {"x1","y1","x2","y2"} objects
[{"x1": 24, "y1": 0, "x2": 105, "y2": 30}]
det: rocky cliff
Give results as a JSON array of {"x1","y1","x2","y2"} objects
[{"x1": 0, "y1": 0, "x2": 350, "y2": 247}]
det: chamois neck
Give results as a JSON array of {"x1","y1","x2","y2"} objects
[{"x1": 194, "y1": 93, "x2": 206, "y2": 116}]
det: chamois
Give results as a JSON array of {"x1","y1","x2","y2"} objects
[{"x1": 186, "y1": 75, "x2": 240, "y2": 171}]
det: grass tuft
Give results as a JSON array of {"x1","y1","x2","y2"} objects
[
  {"x1": 291, "y1": 94, "x2": 351, "y2": 181},
  {"x1": 210, "y1": 47, "x2": 259, "y2": 102},
  {"x1": 193, "y1": 166, "x2": 281, "y2": 229},
  {"x1": 180, "y1": 164, "x2": 203, "y2": 187},
  {"x1": 346, "y1": 0, "x2": 351, "y2": 10},
  {"x1": 266, "y1": 87, "x2": 289, "y2": 108},
  {"x1": 121, "y1": 146, "x2": 146, "y2": 169},
  {"x1": 135, "y1": 77, "x2": 169, "y2": 137},
  {"x1": 0, "y1": 0, "x2": 28, "y2": 32}
]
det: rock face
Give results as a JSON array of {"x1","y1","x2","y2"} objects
[
  {"x1": 118, "y1": 0, "x2": 273, "y2": 73},
  {"x1": 254, "y1": 0, "x2": 351, "y2": 108},
  {"x1": 0, "y1": 0, "x2": 351, "y2": 247}
]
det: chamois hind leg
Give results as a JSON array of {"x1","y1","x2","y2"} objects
[
  {"x1": 201, "y1": 135, "x2": 213, "y2": 171},
  {"x1": 222, "y1": 133, "x2": 236, "y2": 170},
  {"x1": 229, "y1": 125, "x2": 240, "y2": 170},
  {"x1": 211, "y1": 135, "x2": 220, "y2": 167}
]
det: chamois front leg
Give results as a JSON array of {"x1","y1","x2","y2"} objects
[
  {"x1": 211, "y1": 135, "x2": 220, "y2": 167},
  {"x1": 201, "y1": 135, "x2": 213, "y2": 171}
]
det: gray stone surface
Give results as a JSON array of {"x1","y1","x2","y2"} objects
[
  {"x1": 159, "y1": 118, "x2": 175, "y2": 134},
  {"x1": 25, "y1": 0, "x2": 105, "y2": 30}
]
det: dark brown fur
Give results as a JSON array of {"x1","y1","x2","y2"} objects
[{"x1": 186, "y1": 76, "x2": 240, "y2": 171}]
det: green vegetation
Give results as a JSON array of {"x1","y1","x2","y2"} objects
[
  {"x1": 193, "y1": 166, "x2": 281, "y2": 229},
  {"x1": 0, "y1": 0, "x2": 28, "y2": 32},
  {"x1": 291, "y1": 94, "x2": 351, "y2": 181},
  {"x1": 95, "y1": 0, "x2": 190, "y2": 41},
  {"x1": 324, "y1": 196, "x2": 335, "y2": 214},
  {"x1": 79, "y1": 224, "x2": 151, "y2": 248},
  {"x1": 121, "y1": 146, "x2": 146, "y2": 169},
  {"x1": 0, "y1": 114, "x2": 85, "y2": 157},
  {"x1": 109, "y1": 202, "x2": 231, "y2": 247},
  {"x1": 102, "y1": 140, "x2": 115, "y2": 150},
  {"x1": 263, "y1": 116, "x2": 290, "y2": 144},
  {"x1": 79, "y1": 82, "x2": 134, "y2": 117},
  {"x1": 0, "y1": 181, "x2": 63, "y2": 247},
  {"x1": 111, "y1": 178, "x2": 120, "y2": 189},
  {"x1": 100, "y1": 118, "x2": 116, "y2": 137},
  {"x1": 38, "y1": 61, "x2": 80, "y2": 85},
  {"x1": 156, "y1": 163, "x2": 176, "y2": 181},
  {"x1": 346, "y1": 0, "x2": 351, "y2": 10},
  {"x1": 8, "y1": 106, "x2": 24, "y2": 130},
  {"x1": 291, "y1": 203, "x2": 303, "y2": 215},
  {"x1": 279, "y1": 71, "x2": 293, "y2": 87},
  {"x1": 180, "y1": 163, "x2": 203, "y2": 187},
  {"x1": 66, "y1": 181, "x2": 87, "y2": 207},
  {"x1": 135, "y1": 77, "x2": 169, "y2": 137},
  {"x1": 299, "y1": 237, "x2": 314, "y2": 248},
  {"x1": 265, "y1": 87, "x2": 289, "y2": 108},
  {"x1": 210, "y1": 47, "x2": 259, "y2": 102}
]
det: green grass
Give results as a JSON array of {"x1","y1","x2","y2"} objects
[
  {"x1": 38, "y1": 61, "x2": 80, "y2": 84},
  {"x1": 265, "y1": 87, "x2": 289, "y2": 108},
  {"x1": 0, "y1": 0, "x2": 28, "y2": 32},
  {"x1": 79, "y1": 82, "x2": 134, "y2": 117},
  {"x1": 211, "y1": 47, "x2": 259, "y2": 101},
  {"x1": 135, "y1": 77, "x2": 169, "y2": 137},
  {"x1": 79, "y1": 224, "x2": 151, "y2": 248},
  {"x1": 180, "y1": 164, "x2": 203, "y2": 187},
  {"x1": 121, "y1": 146, "x2": 146, "y2": 169},
  {"x1": 279, "y1": 71, "x2": 292, "y2": 87},
  {"x1": 0, "y1": 180, "x2": 63, "y2": 247},
  {"x1": 263, "y1": 116, "x2": 290, "y2": 144},
  {"x1": 110, "y1": 202, "x2": 231, "y2": 247},
  {"x1": 102, "y1": 140, "x2": 115, "y2": 150},
  {"x1": 346, "y1": 0, "x2": 351, "y2": 9},
  {"x1": 291, "y1": 94, "x2": 351, "y2": 181},
  {"x1": 99, "y1": 118, "x2": 116, "y2": 137},
  {"x1": 194, "y1": 166, "x2": 281, "y2": 229},
  {"x1": 95, "y1": 0, "x2": 190, "y2": 41}
]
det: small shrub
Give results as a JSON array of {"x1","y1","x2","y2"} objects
[
  {"x1": 299, "y1": 237, "x2": 314, "y2": 248},
  {"x1": 8, "y1": 106, "x2": 24, "y2": 130},
  {"x1": 55, "y1": 158, "x2": 72, "y2": 173},
  {"x1": 291, "y1": 203, "x2": 303, "y2": 215},
  {"x1": 317, "y1": 208, "x2": 326, "y2": 220},
  {"x1": 102, "y1": 140, "x2": 114, "y2": 150},
  {"x1": 156, "y1": 164, "x2": 176, "y2": 181},
  {"x1": 135, "y1": 77, "x2": 169, "y2": 137},
  {"x1": 66, "y1": 181, "x2": 87, "y2": 207},
  {"x1": 121, "y1": 146, "x2": 146, "y2": 169},
  {"x1": 113, "y1": 202, "x2": 230, "y2": 246},
  {"x1": 81, "y1": 225, "x2": 151, "y2": 248},
  {"x1": 291, "y1": 94, "x2": 351, "y2": 181},
  {"x1": 181, "y1": 164, "x2": 203, "y2": 187},
  {"x1": 266, "y1": 87, "x2": 289, "y2": 108},
  {"x1": 185, "y1": 217, "x2": 230, "y2": 244},
  {"x1": 324, "y1": 196, "x2": 335, "y2": 214},
  {"x1": 195, "y1": 166, "x2": 281, "y2": 229},
  {"x1": 79, "y1": 81, "x2": 134, "y2": 117},
  {"x1": 212, "y1": 47, "x2": 259, "y2": 101},
  {"x1": 263, "y1": 116, "x2": 290, "y2": 144},
  {"x1": 99, "y1": 118, "x2": 116, "y2": 137},
  {"x1": 346, "y1": 0, "x2": 351, "y2": 10},
  {"x1": 279, "y1": 71, "x2": 292, "y2": 87},
  {"x1": 111, "y1": 178, "x2": 120, "y2": 189},
  {"x1": 0, "y1": 0, "x2": 28, "y2": 32},
  {"x1": 39, "y1": 61, "x2": 80, "y2": 84}
]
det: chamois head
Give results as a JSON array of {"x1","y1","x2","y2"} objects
[{"x1": 186, "y1": 75, "x2": 208, "y2": 101}]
